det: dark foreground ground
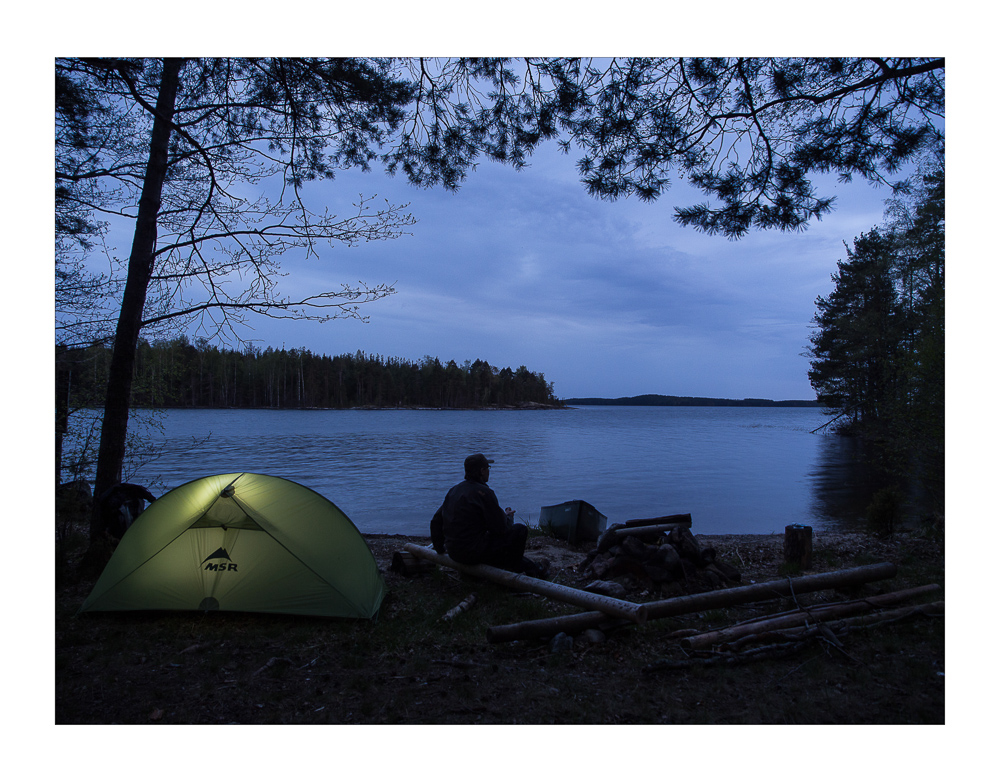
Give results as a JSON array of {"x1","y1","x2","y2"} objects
[{"x1": 56, "y1": 524, "x2": 943, "y2": 725}]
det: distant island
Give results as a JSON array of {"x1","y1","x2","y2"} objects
[{"x1": 561, "y1": 394, "x2": 822, "y2": 408}]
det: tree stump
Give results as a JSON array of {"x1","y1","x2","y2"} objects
[{"x1": 784, "y1": 524, "x2": 813, "y2": 569}]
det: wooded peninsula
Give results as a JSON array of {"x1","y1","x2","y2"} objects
[{"x1": 58, "y1": 339, "x2": 561, "y2": 410}]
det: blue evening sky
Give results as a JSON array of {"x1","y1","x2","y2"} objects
[
  {"x1": 36, "y1": 8, "x2": 965, "y2": 406},
  {"x1": 256, "y1": 140, "x2": 897, "y2": 400}
]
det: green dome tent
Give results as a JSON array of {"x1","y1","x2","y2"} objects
[{"x1": 80, "y1": 473, "x2": 386, "y2": 619}]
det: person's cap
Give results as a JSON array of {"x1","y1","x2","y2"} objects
[{"x1": 465, "y1": 453, "x2": 495, "y2": 471}]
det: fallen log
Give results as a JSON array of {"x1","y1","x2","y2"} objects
[
  {"x1": 486, "y1": 562, "x2": 898, "y2": 643},
  {"x1": 623, "y1": 514, "x2": 693, "y2": 529},
  {"x1": 403, "y1": 543, "x2": 647, "y2": 625},
  {"x1": 681, "y1": 583, "x2": 941, "y2": 650},
  {"x1": 643, "y1": 601, "x2": 944, "y2": 673},
  {"x1": 650, "y1": 562, "x2": 897, "y2": 620},
  {"x1": 613, "y1": 522, "x2": 693, "y2": 539},
  {"x1": 828, "y1": 600, "x2": 945, "y2": 629},
  {"x1": 738, "y1": 583, "x2": 941, "y2": 629},
  {"x1": 725, "y1": 600, "x2": 945, "y2": 651}
]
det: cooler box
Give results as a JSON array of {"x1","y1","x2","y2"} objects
[{"x1": 539, "y1": 500, "x2": 608, "y2": 544}]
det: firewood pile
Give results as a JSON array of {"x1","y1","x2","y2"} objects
[
  {"x1": 580, "y1": 516, "x2": 741, "y2": 595},
  {"x1": 399, "y1": 540, "x2": 943, "y2": 663},
  {"x1": 643, "y1": 585, "x2": 943, "y2": 672}
]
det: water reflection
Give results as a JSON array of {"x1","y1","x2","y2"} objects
[
  {"x1": 66, "y1": 407, "x2": 933, "y2": 536},
  {"x1": 807, "y1": 434, "x2": 904, "y2": 530}
]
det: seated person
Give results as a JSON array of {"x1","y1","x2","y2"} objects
[{"x1": 430, "y1": 453, "x2": 546, "y2": 578}]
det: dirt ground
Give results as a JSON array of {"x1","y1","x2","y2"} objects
[
  {"x1": 55, "y1": 533, "x2": 945, "y2": 724},
  {"x1": 55, "y1": 524, "x2": 944, "y2": 725}
]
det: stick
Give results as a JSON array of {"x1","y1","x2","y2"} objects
[
  {"x1": 810, "y1": 404, "x2": 860, "y2": 434},
  {"x1": 404, "y1": 543, "x2": 647, "y2": 624},
  {"x1": 252, "y1": 657, "x2": 292, "y2": 677},
  {"x1": 441, "y1": 593, "x2": 477, "y2": 621}
]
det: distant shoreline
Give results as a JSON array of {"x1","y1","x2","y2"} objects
[
  {"x1": 103, "y1": 398, "x2": 819, "y2": 411},
  {"x1": 561, "y1": 394, "x2": 822, "y2": 408},
  {"x1": 108, "y1": 401, "x2": 569, "y2": 412}
]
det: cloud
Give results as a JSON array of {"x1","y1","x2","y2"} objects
[
  {"x1": 267, "y1": 143, "x2": 895, "y2": 400},
  {"x1": 75, "y1": 118, "x2": 894, "y2": 401}
]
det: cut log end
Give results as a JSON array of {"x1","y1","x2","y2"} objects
[{"x1": 784, "y1": 524, "x2": 813, "y2": 570}]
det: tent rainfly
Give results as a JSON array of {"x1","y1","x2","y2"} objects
[{"x1": 80, "y1": 473, "x2": 386, "y2": 619}]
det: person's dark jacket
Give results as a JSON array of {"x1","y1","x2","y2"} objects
[{"x1": 431, "y1": 478, "x2": 511, "y2": 564}]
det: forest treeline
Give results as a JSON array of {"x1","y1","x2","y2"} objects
[{"x1": 59, "y1": 340, "x2": 562, "y2": 410}]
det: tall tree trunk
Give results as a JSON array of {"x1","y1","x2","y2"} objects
[
  {"x1": 87, "y1": 58, "x2": 184, "y2": 558},
  {"x1": 55, "y1": 346, "x2": 70, "y2": 489}
]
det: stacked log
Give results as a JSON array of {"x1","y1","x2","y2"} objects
[
  {"x1": 582, "y1": 523, "x2": 740, "y2": 593},
  {"x1": 391, "y1": 549, "x2": 437, "y2": 576},
  {"x1": 618, "y1": 513, "x2": 692, "y2": 530}
]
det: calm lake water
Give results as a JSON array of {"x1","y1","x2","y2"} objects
[{"x1": 107, "y1": 405, "x2": 903, "y2": 537}]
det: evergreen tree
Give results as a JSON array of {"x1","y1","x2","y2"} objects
[
  {"x1": 886, "y1": 163, "x2": 945, "y2": 507},
  {"x1": 809, "y1": 230, "x2": 901, "y2": 432},
  {"x1": 807, "y1": 158, "x2": 944, "y2": 512},
  {"x1": 73, "y1": 342, "x2": 560, "y2": 412}
]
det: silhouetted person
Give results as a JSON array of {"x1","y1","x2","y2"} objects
[{"x1": 431, "y1": 453, "x2": 546, "y2": 577}]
